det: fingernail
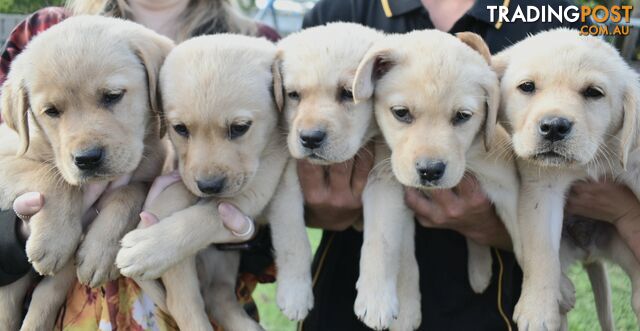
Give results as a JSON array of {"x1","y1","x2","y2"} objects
[
  {"x1": 218, "y1": 203, "x2": 248, "y2": 233},
  {"x1": 24, "y1": 192, "x2": 43, "y2": 209}
]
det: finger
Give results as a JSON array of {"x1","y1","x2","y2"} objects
[
  {"x1": 83, "y1": 181, "x2": 109, "y2": 211},
  {"x1": 138, "y1": 211, "x2": 160, "y2": 229},
  {"x1": 405, "y1": 188, "x2": 436, "y2": 218},
  {"x1": 569, "y1": 180, "x2": 591, "y2": 195},
  {"x1": 415, "y1": 215, "x2": 439, "y2": 228},
  {"x1": 106, "y1": 172, "x2": 133, "y2": 192},
  {"x1": 144, "y1": 171, "x2": 182, "y2": 209},
  {"x1": 455, "y1": 173, "x2": 482, "y2": 198},
  {"x1": 329, "y1": 159, "x2": 355, "y2": 193},
  {"x1": 298, "y1": 160, "x2": 329, "y2": 195},
  {"x1": 429, "y1": 188, "x2": 460, "y2": 207},
  {"x1": 13, "y1": 192, "x2": 44, "y2": 218},
  {"x1": 352, "y1": 144, "x2": 375, "y2": 197},
  {"x1": 218, "y1": 202, "x2": 255, "y2": 240}
]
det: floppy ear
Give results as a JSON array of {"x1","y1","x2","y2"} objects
[
  {"x1": 490, "y1": 49, "x2": 511, "y2": 80},
  {"x1": 456, "y1": 33, "x2": 501, "y2": 151},
  {"x1": 482, "y1": 76, "x2": 501, "y2": 151},
  {"x1": 456, "y1": 32, "x2": 491, "y2": 65},
  {"x1": 1, "y1": 77, "x2": 30, "y2": 155},
  {"x1": 272, "y1": 55, "x2": 284, "y2": 112},
  {"x1": 352, "y1": 49, "x2": 395, "y2": 104},
  {"x1": 620, "y1": 81, "x2": 640, "y2": 169},
  {"x1": 130, "y1": 31, "x2": 174, "y2": 138}
]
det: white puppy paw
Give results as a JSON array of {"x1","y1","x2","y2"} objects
[
  {"x1": 513, "y1": 288, "x2": 561, "y2": 331},
  {"x1": 116, "y1": 227, "x2": 178, "y2": 279},
  {"x1": 26, "y1": 226, "x2": 78, "y2": 275},
  {"x1": 354, "y1": 278, "x2": 398, "y2": 330},
  {"x1": 277, "y1": 277, "x2": 314, "y2": 321},
  {"x1": 76, "y1": 240, "x2": 120, "y2": 288},
  {"x1": 390, "y1": 296, "x2": 421, "y2": 331}
]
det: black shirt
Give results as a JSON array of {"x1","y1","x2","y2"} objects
[
  {"x1": 303, "y1": 0, "x2": 582, "y2": 53},
  {"x1": 301, "y1": 1, "x2": 580, "y2": 330}
]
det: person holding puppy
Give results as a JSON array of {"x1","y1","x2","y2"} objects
[
  {"x1": 0, "y1": 0, "x2": 277, "y2": 329},
  {"x1": 300, "y1": 0, "x2": 640, "y2": 330}
]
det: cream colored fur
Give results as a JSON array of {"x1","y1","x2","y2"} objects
[
  {"x1": 115, "y1": 35, "x2": 314, "y2": 328},
  {"x1": 494, "y1": 28, "x2": 640, "y2": 331},
  {"x1": 0, "y1": 16, "x2": 171, "y2": 330},
  {"x1": 351, "y1": 30, "x2": 520, "y2": 331}
]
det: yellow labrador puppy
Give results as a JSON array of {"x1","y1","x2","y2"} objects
[
  {"x1": 0, "y1": 16, "x2": 170, "y2": 330},
  {"x1": 275, "y1": 21, "x2": 407, "y2": 327},
  {"x1": 115, "y1": 34, "x2": 314, "y2": 326},
  {"x1": 351, "y1": 30, "x2": 519, "y2": 331},
  {"x1": 275, "y1": 22, "x2": 382, "y2": 164},
  {"x1": 493, "y1": 28, "x2": 640, "y2": 331}
]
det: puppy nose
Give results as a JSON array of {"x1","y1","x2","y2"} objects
[
  {"x1": 539, "y1": 117, "x2": 573, "y2": 142},
  {"x1": 196, "y1": 176, "x2": 226, "y2": 195},
  {"x1": 299, "y1": 130, "x2": 327, "y2": 149},
  {"x1": 73, "y1": 147, "x2": 104, "y2": 170},
  {"x1": 416, "y1": 160, "x2": 446, "y2": 183}
]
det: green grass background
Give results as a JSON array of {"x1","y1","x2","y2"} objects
[{"x1": 255, "y1": 229, "x2": 638, "y2": 331}]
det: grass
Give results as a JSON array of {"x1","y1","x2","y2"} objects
[{"x1": 255, "y1": 229, "x2": 637, "y2": 330}]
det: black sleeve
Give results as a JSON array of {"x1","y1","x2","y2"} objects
[
  {"x1": 302, "y1": 0, "x2": 356, "y2": 28},
  {"x1": 0, "y1": 209, "x2": 31, "y2": 286}
]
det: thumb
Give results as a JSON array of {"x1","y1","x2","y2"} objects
[
  {"x1": 218, "y1": 202, "x2": 255, "y2": 239},
  {"x1": 138, "y1": 211, "x2": 160, "y2": 229},
  {"x1": 13, "y1": 192, "x2": 44, "y2": 218}
]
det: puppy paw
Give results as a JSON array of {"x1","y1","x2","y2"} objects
[
  {"x1": 26, "y1": 229, "x2": 78, "y2": 275},
  {"x1": 354, "y1": 278, "x2": 398, "y2": 330},
  {"x1": 277, "y1": 277, "x2": 314, "y2": 321},
  {"x1": 513, "y1": 288, "x2": 561, "y2": 331},
  {"x1": 76, "y1": 240, "x2": 120, "y2": 288},
  {"x1": 558, "y1": 273, "x2": 576, "y2": 314},
  {"x1": 390, "y1": 296, "x2": 421, "y2": 331},
  {"x1": 116, "y1": 227, "x2": 178, "y2": 279}
]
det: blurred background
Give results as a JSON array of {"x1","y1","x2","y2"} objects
[{"x1": 0, "y1": 0, "x2": 638, "y2": 330}]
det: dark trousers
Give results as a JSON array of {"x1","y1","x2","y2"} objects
[{"x1": 301, "y1": 225, "x2": 522, "y2": 331}]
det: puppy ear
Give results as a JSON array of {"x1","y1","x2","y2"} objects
[
  {"x1": 353, "y1": 49, "x2": 394, "y2": 103},
  {"x1": 456, "y1": 32, "x2": 491, "y2": 65},
  {"x1": 1, "y1": 77, "x2": 30, "y2": 155},
  {"x1": 130, "y1": 31, "x2": 174, "y2": 138},
  {"x1": 620, "y1": 81, "x2": 640, "y2": 169},
  {"x1": 272, "y1": 54, "x2": 284, "y2": 112},
  {"x1": 482, "y1": 76, "x2": 501, "y2": 152},
  {"x1": 490, "y1": 50, "x2": 510, "y2": 80}
]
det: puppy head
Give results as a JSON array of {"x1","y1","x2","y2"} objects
[
  {"x1": 493, "y1": 28, "x2": 639, "y2": 169},
  {"x1": 159, "y1": 35, "x2": 278, "y2": 198},
  {"x1": 1, "y1": 16, "x2": 173, "y2": 185},
  {"x1": 353, "y1": 31, "x2": 499, "y2": 189},
  {"x1": 274, "y1": 23, "x2": 382, "y2": 165}
]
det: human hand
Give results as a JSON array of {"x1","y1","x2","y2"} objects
[
  {"x1": 298, "y1": 144, "x2": 374, "y2": 231},
  {"x1": 566, "y1": 179, "x2": 640, "y2": 261},
  {"x1": 12, "y1": 180, "x2": 113, "y2": 239},
  {"x1": 138, "y1": 172, "x2": 255, "y2": 239},
  {"x1": 404, "y1": 174, "x2": 512, "y2": 250}
]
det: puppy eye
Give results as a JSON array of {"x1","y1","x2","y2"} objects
[
  {"x1": 43, "y1": 106, "x2": 61, "y2": 118},
  {"x1": 173, "y1": 124, "x2": 189, "y2": 137},
  {"x1": 287, "y1": 91, "x2": 300, "y2": 101},
  {"x1": 452, "y1": 110, "x2": 473, "y2": 125},
  {"x1": 101, "y1": 90, "x2": 125, "y2": 106},
  {"x1": 518, "y1": 81, "x2": 535, "y2": 94},
  {"x1": 391, "y1": 106, "x2": 413, "y2": 124},
  {"x1": 229, "y1": 121, "x2": 252, "y2": 139},
  {"x1": 339, "y1": 88, "x2": 353, "y2": 102},
  {"x1": 582, "y1": 86, "x2": 604, "y2": 99}
]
